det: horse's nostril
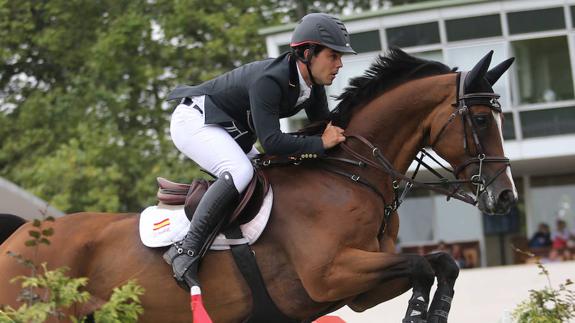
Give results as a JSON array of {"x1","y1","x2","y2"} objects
[{"x1": 498, "y1": 189, "x2": 516, "y2": 205}]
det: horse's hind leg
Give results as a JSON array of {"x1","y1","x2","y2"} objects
[{"x1": 425, "y1": 252, "x2": 459, "y2": 323}]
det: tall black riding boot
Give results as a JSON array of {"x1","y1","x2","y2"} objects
[{"x1": 163, "y1": 171, "x2": 239, "y2": 289}]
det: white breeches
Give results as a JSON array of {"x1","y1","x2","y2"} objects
[{"x1": 170, "y1": 95, "x2": 258, "y2": 193}]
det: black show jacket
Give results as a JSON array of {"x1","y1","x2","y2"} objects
[{"x1": 167, "y1": 52, "x2": 329, "y2": 156}]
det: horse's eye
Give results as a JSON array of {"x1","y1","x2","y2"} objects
[{"x1": 473, "y1": 114, "x2": 489, "y2": 129}]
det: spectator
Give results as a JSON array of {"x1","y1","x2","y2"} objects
[
  {"x1": 528, "y1": 222, "x2": 552, "y2": 248},
  {"x1": 552, "y1": 219, "x2": 574, "y2": 249},
  {"x1": 451, "y1": 244, "x2": 466, "y2": 268}
]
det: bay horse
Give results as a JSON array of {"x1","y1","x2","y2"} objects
[{"x1": 0, "y1": 49, "x2": 517, "y2": 322}]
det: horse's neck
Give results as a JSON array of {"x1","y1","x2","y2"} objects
[{"x1": 345, "y1": 74, "x2": 454, "y2": 173}]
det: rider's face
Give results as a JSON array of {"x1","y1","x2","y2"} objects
[{"x1": 309, "y1": 48, "x2": 343, "y2": 85}]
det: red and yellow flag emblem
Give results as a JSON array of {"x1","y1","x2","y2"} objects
[{"x1": 153, "y1": 218, "x2": 170, "y2": 231}]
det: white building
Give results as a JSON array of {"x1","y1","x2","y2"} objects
[{"x1": 261, "y1": 0, "x2": 575, "y2": 266}]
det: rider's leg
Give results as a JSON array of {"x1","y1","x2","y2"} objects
[{"x1": 166, "y1": 96, "x2": 254, "y2": 288}]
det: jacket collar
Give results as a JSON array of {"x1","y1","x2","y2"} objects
[{"x1": 288, "y1": 53, "x2": 298, "y2": 88}]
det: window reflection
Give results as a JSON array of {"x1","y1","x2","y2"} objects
[
  {"x1": 511, "y1": 36, "x2": 574, "y2": 104},
  {"x1": 446, "y1": 15, "x2": 502, "y2": 42},
  {"x1": 507, "y1": 7, "x2": 565, "y2": 35},
  {"x1": 350, "y1": 31, "x2": 381, "y2": 54},
  {"x1": 386, "y1": 22, "x2": 440, "y2": 48},
  {"x1": 521, "y1": 107, "x2": 575, "y2": 138},
  {"x1": 503, "y1": 112, "x2": 516, "y2": 140}
]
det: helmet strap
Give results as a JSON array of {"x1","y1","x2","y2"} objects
[
  {"x1": 304, "y1": 44, "x2": 318, "y2": 86},
  {"x1": 294, "y1": 44, "x2": 318, "y2": 86}
]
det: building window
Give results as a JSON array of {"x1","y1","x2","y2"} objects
[
  {"x1": 386, "y1": 22, "x2": 440, "y2": 48},
  {"x1": 520, "y1": 107, "x2": 575, "y2": 138},
  {"x1": 446, "y1": 14, "x2": 502, "y2": 42},
  {"x1": 511, "y1": 36, "x2": 574, "y2": 104},
  {"x1": 503, "y1": 112, "x2": 515, "y2": 140},
  {"x1": 507, "y1": 7, "x2": 565, "y2": 35},
  {"x1": 350, "y1": 30, "x2": 381, "y2": 54}
]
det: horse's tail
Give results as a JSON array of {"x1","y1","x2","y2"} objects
[{"x1": 0, "y1": 213, "x2": 27, "y2": 245}]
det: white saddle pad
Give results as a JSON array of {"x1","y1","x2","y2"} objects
[{"x1": 139, "y1": 187, "x2": 273, "y2": 250}]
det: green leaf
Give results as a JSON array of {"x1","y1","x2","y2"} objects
[
  {"x1": 28, "y1": 230, "x2": 41, "y2": 239},
  {"x1": 32, "y1": 219, "x2": 42, "y2": 227},
  {"x1": 25, "y1": 240, "x2": 37, "y2": 247},
  {"x1": 42, "y1": 228, "x2": 54, "y2": 237},
  {"x1": 39, "y1": 238, "x2": 51, "y2": 245}
]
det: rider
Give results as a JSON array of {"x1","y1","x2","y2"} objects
[{"x1": 164, "y1": 13, "x2": 356, "y2": 289}]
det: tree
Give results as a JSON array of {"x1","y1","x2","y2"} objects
[{"x1": 0, "y1": 0, "x2": 280, "y2": 213}]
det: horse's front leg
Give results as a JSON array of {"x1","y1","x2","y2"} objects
[
  {"x1": 300, "y1": 248, "x2": 434, "y2": 323},
  {"x1": 425, "y1": 252, "x2": 459, "y2": 323}
]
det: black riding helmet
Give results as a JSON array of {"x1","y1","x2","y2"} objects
[{"x1": 290, "y1": 13, "x2": 356, "y2": 85}]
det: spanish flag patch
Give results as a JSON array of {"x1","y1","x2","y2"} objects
[{"x1": 153, "y1": 218, "x2": 170, "y2": 231}]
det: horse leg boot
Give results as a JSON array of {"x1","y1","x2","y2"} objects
[
  {"x1": 164, "y1": 171, "x2": 239, "y2": 289},
  {"x1": 402, "y1": 255, "x2": 435, "y2": 323},
  {"x1": 425, "y1": 252, "x2": 459, "y2": 323}
]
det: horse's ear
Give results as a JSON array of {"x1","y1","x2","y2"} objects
[
  {"x1": 485, "y1": 57, "x2": 515, "y2": 85},
  {"x1": 464, "y1": 50, "x2": 494, "y2": 89}
]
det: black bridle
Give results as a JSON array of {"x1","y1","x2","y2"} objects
[{"x1": 430, "y1": 71, "x2": 510, "y2": 197}]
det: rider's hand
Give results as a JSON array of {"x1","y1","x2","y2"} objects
[{"x1": 321, "y1": 122, "x2": 346, "y2": 149}]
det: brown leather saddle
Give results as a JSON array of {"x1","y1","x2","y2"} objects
[{"x1": 156, "y1": 168, "x2": 269, "y2": 227}]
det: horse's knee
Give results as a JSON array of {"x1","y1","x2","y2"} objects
[
  {"x1": 409, "y1": 256, "x2": 435, "y2": 291},
  {"x1": 426, "y1": 252, "x2": 459, "y2": 284}
]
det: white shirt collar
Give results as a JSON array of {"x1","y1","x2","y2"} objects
[{"x1": 296, "y1": 63, "x2": 312, "y2": 106}]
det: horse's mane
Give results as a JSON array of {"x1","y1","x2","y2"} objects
[{"x1": 298, "y1": 48, "x2": 453, "y2": 135}]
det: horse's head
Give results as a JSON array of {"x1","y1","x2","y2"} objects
[{"x1": 429, "y1": 51, "x2": 517, "y2": 215}]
